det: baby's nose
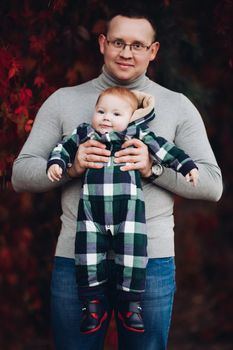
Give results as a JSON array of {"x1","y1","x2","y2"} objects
[{"x1": 103, "y1": 113, "x2": 111, "y2": 121}]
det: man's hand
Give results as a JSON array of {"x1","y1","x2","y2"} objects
[
  {"x1": 114, "y1": 138, "x2": 153, "y2": 177},
  {"x1": 67, "y1": 139, "x2": 111, "y2": 178}
]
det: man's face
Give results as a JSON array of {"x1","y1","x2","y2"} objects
[{"x1": 99, "y1": 15, "x2": 160, "y2": 83}]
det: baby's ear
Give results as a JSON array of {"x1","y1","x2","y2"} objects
[{"x1": 130, "y1": 91, "x2": 155, "y2": 122}]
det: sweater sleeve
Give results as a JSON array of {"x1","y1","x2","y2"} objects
[
  {"x1": 11, "y1": 89, "x2": 71, "y2": 192},
  {"x1": 141, "y1": 129, "x2": 197, "y2": 176},
  {"x1": 153, "y1": 94, "x2": 223, "y2": 201}
]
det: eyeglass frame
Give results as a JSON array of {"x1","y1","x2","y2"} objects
[{"x1": 104, "y1": 36, "x2": 155, "y2": 53}]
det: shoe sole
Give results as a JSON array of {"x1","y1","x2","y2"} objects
[
  {"x1": 118, "y1": 312, "x2": 145, "y2": 333},
  {"x1": 81, "y1": 312, "x2": 108, "y2": 335}
]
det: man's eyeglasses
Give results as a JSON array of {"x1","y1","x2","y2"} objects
[{"x1": 105, "y1": 38, "x2": 154, "y2": 53}]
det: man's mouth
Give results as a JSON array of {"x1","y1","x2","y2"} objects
[{"x1": 116, "y1": 62, "x2": 134, "y2": 68}]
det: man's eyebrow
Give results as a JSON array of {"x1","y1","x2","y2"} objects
[
  {"x1": 108, "y1": 36, "x2": 123, "y2": 40},
  {"x1": 109, "y1": 36, "x2": 146, "y2": 44}
]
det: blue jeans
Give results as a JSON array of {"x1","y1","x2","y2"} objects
[{"x1": 51, "y1": 256, "x2": 176, "y2": 350}]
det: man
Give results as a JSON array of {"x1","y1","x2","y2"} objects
[{"x1": 12, "y1": 7, "x2": 223, "y2": 350}]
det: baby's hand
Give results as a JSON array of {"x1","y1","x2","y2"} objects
[
  {"x1": 47, "y1": 164, "x2": 63, "y2": 182},
  {"x1": 185, "y1": 168, "x2": 199, "y2": 186}
]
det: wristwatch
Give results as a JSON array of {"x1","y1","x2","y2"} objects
[{"x1": 147, "y1": 163, "x2": 164, "y2": 182}]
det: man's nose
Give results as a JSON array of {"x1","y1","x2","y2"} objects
[{"x1": 119, "y1": 45, "x2": 133, "y2": 58}]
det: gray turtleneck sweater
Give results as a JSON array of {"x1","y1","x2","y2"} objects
[{"x1": 12, "y1": 67, "x2": 223, "y2": 258}]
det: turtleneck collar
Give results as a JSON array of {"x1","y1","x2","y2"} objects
[{"x1": 92, "y1": 65, "x2": 152, "y2": 92}]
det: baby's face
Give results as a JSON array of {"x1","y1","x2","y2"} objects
[{"x1": 92, "y1": 94, "x2": 134, "y2": 134}]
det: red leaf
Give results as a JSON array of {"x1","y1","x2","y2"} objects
[
  {"x1": 34, "y1": 75, "x2": 45, "y2": 88},
  {"x1": 15, "y1": 106, "x2": 29, "y2": 117},
  {"x1": 51, "y1": 0, "x2": 68, "y2": 13},
  {"x1": 19, "y1": 87, "x2": 32, "y2": 104},
  {"x1": 29, "y1": 35, "x2": 44, "y2": 53},
  {"x1": 25, "y1": 119, "x2": 34, "y2": 133},
  {"x1": 8, "y1": 61, "x2": 21, "y2": 79}
]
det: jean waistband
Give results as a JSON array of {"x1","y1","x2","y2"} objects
[{"x1": 54, "y1": 256, "x2": 75, "y2": 268}]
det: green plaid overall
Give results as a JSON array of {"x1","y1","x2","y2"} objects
[{"x1": 47, "y1": 110, "x2": 197, "y2": 300}]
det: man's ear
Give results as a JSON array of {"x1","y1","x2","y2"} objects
[
  {"x1": 98, "y1": 34, "x2": 105, "y2": 55},
  {"x1": 149, "y1": 41, "x2": 160, "y2": 61}
]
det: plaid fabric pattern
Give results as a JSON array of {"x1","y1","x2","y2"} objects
[
  {"x1": 47, "y1": 111, "x2": 197, "y2": 176},
  {"x1": 139, "y1": 126, "x2": 198, "y2": 175},
  {"x1": 75, "y1": 196, "x2": 147, "y2": 294},
  {"x1": 82, "y1": 162, "x2": 144, "y2": 201},
  {"x1": 47, "y1": 107, "x2": 197, "y2": 298}
]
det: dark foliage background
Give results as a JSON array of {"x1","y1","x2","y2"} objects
[{"x1": 0, "y1": 0, "x2": 232, "y2": 349}]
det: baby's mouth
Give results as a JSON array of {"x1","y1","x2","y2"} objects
[{"x1": 100, "y1": 124, "x2": 112, "y2": 129}]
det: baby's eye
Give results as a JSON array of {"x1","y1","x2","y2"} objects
[
  {"x1": 97, "y1": 109, "x2": 104, "y2": 114},
  {"x1": 113, "y1": 112, "x2": 121, "y2": 116}
]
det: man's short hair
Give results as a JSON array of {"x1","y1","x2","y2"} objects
[{"x1": 107, "y1": 3, "x2": 158, "y2": 40}]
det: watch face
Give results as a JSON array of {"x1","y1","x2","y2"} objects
[{"x1": 152, "y1": 164, "x2": 163, "y2": 176}]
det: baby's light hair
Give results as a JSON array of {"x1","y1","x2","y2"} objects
[{"x1": 96, "y1": 86, "x2": 138, "y2": 112}]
